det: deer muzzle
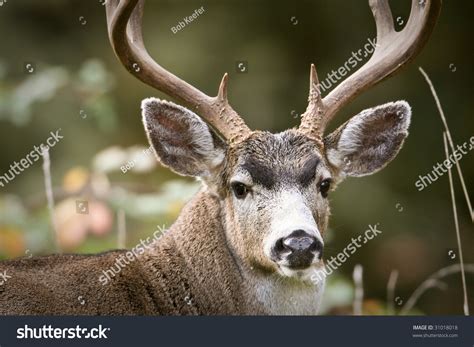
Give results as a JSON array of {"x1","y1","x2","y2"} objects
[{"x1": 272, "y1": 229, "x2": 323, "y2": 269}]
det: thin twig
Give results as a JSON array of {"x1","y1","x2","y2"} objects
[
  {"x1": 353, "y1": 264, "x2": 363, "y2": 315},
  {"x1": 386, "y1": 270, "x2": 399, "y2": 315},
  {"x1": 117, "y1": 209, "x2": 126, "y2": 249},
  {"x1": 400, "y1": 264, "x2": 474, "y2": 315},
  {"x1": 41, "y1": 145, "x2": 60, "y2": 253},
  {"x1": 419, "y1": 67, "x2": 474, "y2": 222},
  {"x1": 444, "y1": 133, "x2": 470, "y2": 315}
]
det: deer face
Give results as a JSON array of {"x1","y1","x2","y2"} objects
[
  {"x1": 142, "y1": 98, "x2": 411, "y2": 282},
  {"x1": 222, "y1": 131, "x2": 329, "y2": 280}
]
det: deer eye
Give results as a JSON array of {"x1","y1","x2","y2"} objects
[
  {"x1": 319, "y1": 179, "x2": 332, "y2": 198},
  {"x1": 231, "y1": 182, "x2": 250, "y2": 199}
]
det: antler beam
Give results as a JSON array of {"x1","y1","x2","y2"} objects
[
  {"x1": 106, "y1": 0, "x2": 251, "y2": 144},
  {"x1": 299, "y1": 0, "x2": 442, "y2": 140}
]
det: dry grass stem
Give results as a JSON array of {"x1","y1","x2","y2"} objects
[
  {"x1": 419, "y1": 67, "x2": 473, "y2": 223},
  {"x1": 117, "y1": 209, "x2": 126, "y2": 249},
  {"x1": 41, "y1": 145, "x2": 60, "y2": 253},
  {"x1": 353, "y1": 264, "x2": 364, "y2": 315}
]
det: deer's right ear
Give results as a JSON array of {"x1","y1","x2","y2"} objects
[
  {"x1": 323, "y1": 101, "x2": 411, "y2": 179},
  {"x1": 141, "y1": 98, "x2": 227, "y2": 178}
]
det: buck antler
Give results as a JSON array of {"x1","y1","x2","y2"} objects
[
  {"x1": 105, "y1": 0, "x2": 251, "y2": 144},
  {"x1": 299, "y1": 0, "x2": 442, "y2": 140}
]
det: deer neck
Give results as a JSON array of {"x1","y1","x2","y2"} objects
[
  {"x1": 141, "y1": 188, "x2": 324, "y2": 315},
  {"x1": 140, "y1": 188, "x2": 254, "y2": 314}
]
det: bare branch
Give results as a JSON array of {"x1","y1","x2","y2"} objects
[{"x1": 400, "y1": 264, "x2": 474, "y2": 315}]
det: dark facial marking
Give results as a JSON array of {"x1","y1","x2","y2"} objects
[
  {"x1": 242, "y1": 158, "x2": 275, "y2": 189},
  {"x1": 298, "y1": 155, "x2": 320, "y2": 187}
]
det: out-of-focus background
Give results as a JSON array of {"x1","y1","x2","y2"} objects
[{"x1": 0, "y1": 0, "x2": 472, "y2": 315}]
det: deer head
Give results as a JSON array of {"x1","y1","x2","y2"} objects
[{"x1": 106, "y1": 0, "x2": 441, "y2": 282}]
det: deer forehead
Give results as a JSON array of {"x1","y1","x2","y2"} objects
[{"x1": 225, "y1": 130, "x2": 330, "y2": 189}]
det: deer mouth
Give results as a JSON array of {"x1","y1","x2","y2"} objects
[
  {"x1": 276, "y1": 262, "x2": 325, "y2": 283},
  {"x1": 286, "y1": 250, "x2": 319, "y2": 269}
]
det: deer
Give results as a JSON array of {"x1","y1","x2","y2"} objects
[{"x1": 0, "y1": 0, "x2": 441, "y2": 315}]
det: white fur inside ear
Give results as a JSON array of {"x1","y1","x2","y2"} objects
[
  {"x1": 326, "y1": 100, "x2": 411, "y2": 176},
  {"x1": 326, "y1": 148, "x2": 344, "y2": 169},
  {"x1": 140, "y1": 97, "x2": 226, "y2": 177},
  {"x1": 142, "y1": 97, "x2": 214, "y2": 154},
  {"x1": 338, "y1": 100, "x2": 411, "y2": 155}
]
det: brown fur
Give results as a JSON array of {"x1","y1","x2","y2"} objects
[
  {"x1": 0, "y1": 191, "x2": 257, "y2": 315},
  {"x1": 0, "y1": 101, "x2": 410, "y2": 315},
  {"x1": 0, "y1": 251, "x2": 155, "y2": 314}
]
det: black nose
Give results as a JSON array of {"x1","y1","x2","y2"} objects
[{"x1": 272, "y1": 230, "x2": 323, "y2": 269}]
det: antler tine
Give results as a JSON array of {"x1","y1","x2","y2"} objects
[
  {"x1": 298, "y1": 64, "x2": 325, "y2": 144},
  {"x1": 106, "y1": 0, "x2": 251, "y2": 144},
  {"x1": 371, "y1": 0, "x2": 394, "y2": 41},
  {"x1": 299, "y1": 0, "x2": 441, "y2": 140}
]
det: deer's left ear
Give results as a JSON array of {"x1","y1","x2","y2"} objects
[
  {"x1": 324, "y1": 101, "x2": 411, "y2": 178},
  {"x1": 141, "y1": 97, "x2": 227, "y2": 179}
]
